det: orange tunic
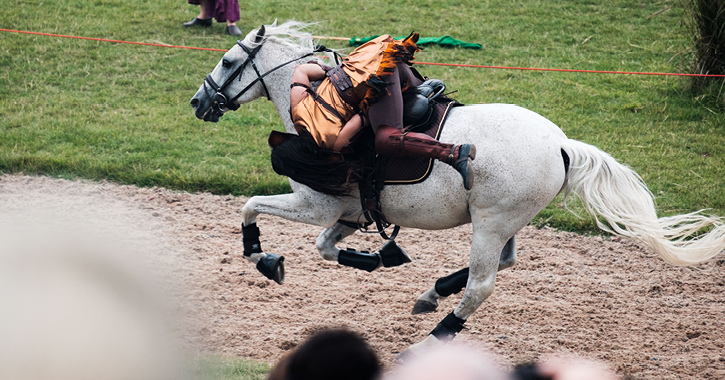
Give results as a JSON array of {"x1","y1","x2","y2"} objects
[
  {"x1": 291, "y1": 79, "x2": 357, "y2": 150},
  {"x1": 292, "y1": 34, "x2": 416, "y2": 150}
]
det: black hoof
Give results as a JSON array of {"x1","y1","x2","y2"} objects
[
  {"x1": 379, "y1": 240, "x2": 412, "y2": 268},
  {"x1": 256, "y1": 253, "x2": 285, "y2": 284},
  {"x1": 411, "y1": 299, "x2": 438, "y2": 315}
]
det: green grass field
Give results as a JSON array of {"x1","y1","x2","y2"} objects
[{"x1": 1, "y1": 0, "x2": 724, "y2": 232}]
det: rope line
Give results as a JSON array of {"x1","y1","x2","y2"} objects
[
  {"x1": 0, "y1": 28, "x2": 227, "y2": 52},
  {"x1": 3, "y1": 27, "x2": 725, "y2": 78}
]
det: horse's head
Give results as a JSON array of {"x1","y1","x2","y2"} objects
[{"x1": 190, "y1": 26, "x2": 272, "y2": 122}]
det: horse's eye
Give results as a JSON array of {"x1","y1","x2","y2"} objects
[{"x1": 222, "y1": 59, "x2": 232, "y2": 69}]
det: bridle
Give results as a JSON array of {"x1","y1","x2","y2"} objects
[{"x1": 202, "y1": 36, "x2": 338, "y2": 121}]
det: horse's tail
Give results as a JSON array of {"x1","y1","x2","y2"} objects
[{"x1": 560, "y1": 138, "x2": 725, "y2": 266}]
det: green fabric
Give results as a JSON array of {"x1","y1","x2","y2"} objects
[{"x1": 349, "y1": 35, "x2": 482, "y2": 49}]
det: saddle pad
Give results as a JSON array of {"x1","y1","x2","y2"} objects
[{"x1": 382, "y1": 101, "x2": 460, "y2": 185}]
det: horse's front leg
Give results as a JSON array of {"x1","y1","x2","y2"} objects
[
  {"x1": 315, "y1": 223, "x2": 412, "y2": 272},
  {"x1": 240, "y1": 193, "x2": 347, "y2": 284}
]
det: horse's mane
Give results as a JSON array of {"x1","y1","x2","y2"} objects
[{"x1": 242, "y1": 20, "x2": 338, "y2": 64}]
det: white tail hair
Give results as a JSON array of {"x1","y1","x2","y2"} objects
[{"x1": 561, "y1": 139, "x2": 725, "y2": 266}]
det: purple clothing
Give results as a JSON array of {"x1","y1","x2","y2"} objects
[{"x1": 188, "y1": 0, "x2": 240, "y2": 23}]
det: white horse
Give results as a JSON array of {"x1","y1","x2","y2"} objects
[{"x1": 190, "y1": 21, "x2": 725, "y2": 354}]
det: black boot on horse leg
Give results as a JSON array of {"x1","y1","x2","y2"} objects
[
  {"x1": 337, "y1": 240, "x2": 412, "y2": 272},
  {"x1": 411, "y1": 235, "x2": 516, "y2": 315},
  {"x1": 412, "y1": 267, "x2": 469, "y2": 314},
  {"x1": 242, "y1": 223, "x2": 285, "y2": 284},
  {"x1": 375, "y1": 125, "x2": 476, "y2": 190},
  {"x1": 397, "y1": 311, "x2": 467, "y2": 362}
]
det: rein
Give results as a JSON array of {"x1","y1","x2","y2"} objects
[{"x1": 203, "y1": 39, "x2": 338, "y2": 119}]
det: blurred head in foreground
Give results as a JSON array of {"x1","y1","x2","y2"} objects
[
  {"x1": 0, "y1": 180, "x2": 189, "y2": 380},
  {"x1": 267, "y1": 329, "x2": 382, "y2": 380},
  {"x1": 386, "y1": 344, "x2": 509, "y2": 380}
]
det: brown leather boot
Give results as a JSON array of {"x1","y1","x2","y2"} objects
[{"x1": 375, "y1": 125, "x2": 476, "y2": 190}]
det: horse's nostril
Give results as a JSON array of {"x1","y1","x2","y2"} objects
[{"x1": 190, "y1": 98, "x2": 199, "y2": 108}]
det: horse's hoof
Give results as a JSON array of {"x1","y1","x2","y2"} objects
[
  {"x1": 379, "y1": 240, "x2": 412, "y2": 268},
  {"x1": 411, "y1": 299, "x2": 437, "y2": 315},
  {"x1": 271, "y1": 259, "x2": 285, "y2": 285},
  {"x1": 256, "y1": 253, "x2": 285, "y2": 284}
]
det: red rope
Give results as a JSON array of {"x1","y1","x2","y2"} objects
[
  {"x1": 0, "y1": 28, "x2": 227, "y2": 52},
  {"x1": 3, "y1": 27, "x2": 725, "y2": 77}
]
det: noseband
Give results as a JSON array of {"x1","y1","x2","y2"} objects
[{"x1": 203, "y1": 39, "x2": 337, "y2": 119}]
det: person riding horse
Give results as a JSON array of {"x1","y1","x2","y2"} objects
[{"x1": 272, "y1": 33, "x2": 477, "y2": 194}]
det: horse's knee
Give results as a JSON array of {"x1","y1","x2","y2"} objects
[
  {"x1": 315, "y1": 234, "x2": 339, "y2": 261},
  {"x1": 454, "y1": 276, "x2": 496, "y2": 319},
  {"x1": 468, "y1": 278, "x2": 496, "y2": 300}
]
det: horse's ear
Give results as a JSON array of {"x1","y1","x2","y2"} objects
[
  {"x1": 268, "y1": 130, "x2": 296, "y2": 148},
  {"x1": 255, "y1": 25, "x2": 266, "y2": 43}
]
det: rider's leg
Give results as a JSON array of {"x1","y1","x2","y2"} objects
[
  {"x1": 367, "y1": 64, "x2": 476, "y2": 190},
  {"x1": 374, "y1": 125, "x2": 476, "y2": 190}
]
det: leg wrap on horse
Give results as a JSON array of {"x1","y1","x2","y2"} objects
[
  {"x1": 430, "y1": 312, "x2": 466, "y2": 341},
  {"x1": 243, "y1": 223, "x2": 284, "y2": 284},
  {"x1": 434, "y1": 267, "x2": 469, "y2": 297},
  {"x1": 242, "y1": 223, "x2": 263, "y2": 257},
  {"x1": 378, "y1": 240, "x2": 412, "y2": 267},
  {"x1": 338, "y1": 249, "x2": 380, "y2": 272}
]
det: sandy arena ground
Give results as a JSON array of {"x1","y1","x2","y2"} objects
[{"x1": 1, "y1": 174, "x2": 723, "y2": 379}]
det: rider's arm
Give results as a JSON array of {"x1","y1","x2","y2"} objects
[
  {"x1": 290, "y1": 64, "x2": 327, "y2": 110},
  {"x1": 333, "y1": 113, "x2": 363, "y2": 152}
]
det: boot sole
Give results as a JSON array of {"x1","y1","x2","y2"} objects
[{"x1": 468, "y1": 144, "x2": 477, "y2": 160}]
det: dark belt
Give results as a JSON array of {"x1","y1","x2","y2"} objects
[{"x1": 326, "y1": 65, "x2": 360, "y2": 108}]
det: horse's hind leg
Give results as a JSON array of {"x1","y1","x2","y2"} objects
[
  {"x1": 316, "y1": 223, "x2": 412, "y2": 272},
  {"x1": 411, "y1": 235, "x2": 515, "y2": 315},
  {"x1": 404, "y1": 224, "x2": 507, "y2": 356},
  {"x1": 412, "y1": 267, "x2": 469, "y2": 315},
  {"x1": 498, "y1": 234, "x2": 517, "y2": 270}
]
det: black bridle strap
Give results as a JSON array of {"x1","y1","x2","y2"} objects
[
  {"x1": 226, "y1": 43, "x2": 323, "y2": 104},
  {"x1": 226, "y1": 42, "x2": 338, "y2": 104},
  {"x1": 204, "y1": 39, "x2": 338, "y2": 116},
  {"x1": 237, "y1": 42, "x2": 272, "y2": 100}
]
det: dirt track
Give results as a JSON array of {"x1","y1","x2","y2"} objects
[{"x1": 1, "y1": 174, "x2": 723, "y2": 379}]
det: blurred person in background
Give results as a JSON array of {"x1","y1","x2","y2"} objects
[{"x1": 183, "y1": 0, "x2": 242, "y2": 35}]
